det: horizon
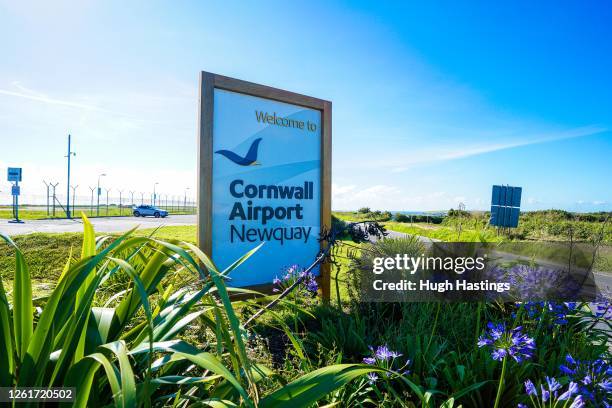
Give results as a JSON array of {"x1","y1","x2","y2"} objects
[{"x1": 1, "y1": 1, "x2": 610, "y2": 212}]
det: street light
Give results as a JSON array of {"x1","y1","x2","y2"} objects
[
  {"x1": 97, "y1": 173, "x2": 106, "y2": 217},
  {"x1": 65, "y1": 134, "x2": 76, "y2": 218},
  {"x1": 153, "y1": 182, "x2": 159, "y2": 206}
]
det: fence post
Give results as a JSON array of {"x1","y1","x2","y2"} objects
[
  {"x1": 119, "y1": 190, "x2": 123, "y2": 216},
  {"x1": 105, "y1": 188, "x2": 111, "y2": 216},
  {"x1": 89, "y1": 186, "x2": 95, "y2": 216}
]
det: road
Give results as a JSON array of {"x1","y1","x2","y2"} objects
[
  {"x1": 0, "y1": 214, "x2": 197, "y2": 236},
  {"x1": 383, "y1": 228, "x2": 440, "y2": 243}
]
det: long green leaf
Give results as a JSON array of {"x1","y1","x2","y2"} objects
[
  {"x1": 102, "y1": 340, "x2": 137, "y2": 408},
  {"x1": 75, "y1": 214, "x2": 97, "y2": 362},
  {"x1": 0, "y1": 234, "x2": 32, "y2": 362},
  {"x1": 259, "y1": 364, "x2": 381, "y2": 408},
  {"x1": 0, "y1": 271, "x2": 14, "y2": 386},
  {"x1": 130, "y1": 340, "x2": 253, "y2": 408},
  {"x1": 184, "y1": 242, "x2": 258, "y2": 389}
]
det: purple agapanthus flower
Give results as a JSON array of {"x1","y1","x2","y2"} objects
[
  {"x1": 525, "y1": 379, "x2": 537, "y2": 396},
  {"x1": 569, "y1": 395, "x2": 585, "y2": 408},
  {"x1": 522, "y1": 378, "x2": 582, "y2": 407},
  {"x1": 477, "y1": 322, "x2": 535, "y2": 363},
  {"x1": 515, "y1": 301, "x2": 577, "y2": 325},
  {"x1": 374, "y1": 345, "x2": 393, "y2": 360},
  {"x1": 488, "y1": 264, "x2": 583, "y2": 300},
  {"x1": 362, "y1": 344, "x2": 410, "y2": 377},
  {"x1": 367, "y1": 373, "x2": 378, "y2": 385},
  {"x1": 558, "y1": 382, "x2": 579, "y2": 400},
  {"x1": 272, "y1": 264, "x2": 319, "y2": 297},
  {"x1": 559, "y1": 353, "x2": 611, "y2": 404}
]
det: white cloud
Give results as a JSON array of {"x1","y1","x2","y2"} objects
[
  {"x1": 0, "y1": 87, "x2": 109, "y2": 113},
  {"x1": 332, "y1": 183, "x2": 481, "y2": 211},
  {"x1": 371, "y1": 125, "x2": 607, "y2": 173}
]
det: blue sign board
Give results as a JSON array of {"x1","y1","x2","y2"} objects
[
  {"x1": 11, "y1": 185, "x2": 20, "y2": 196},
  {"x1": 211, "y1": 89, "x2": 322, "y2": 287},
  {"x1": 490, "y1": 185, "x2": 522, "y2": 228},
  {"x1": 7, "y1": 167, "x2": 22, "y2": 182}
]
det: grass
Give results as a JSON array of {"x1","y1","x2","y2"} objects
[
  {"x1": 0, "y1": 225, "x2": 197, "y2": 292},
  {"x1": 0, "y1": 232, "x2": 82, "y2": 281},
  {"x1": 136, "y1": 225, "x2": 197, "y2": 242},
  {"x1": 383, "y1": 221, "x2": 502, "y2": 242}
]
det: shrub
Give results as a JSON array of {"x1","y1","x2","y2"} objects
[
  {"x1": 0, "y1": 215, "x2": 379, "y2": 407},
  {"x1": 394, "y1": 213, "x2": 411, "y2": 223},
  {"x1": 346, "y1": 236, "x2": 425, "y2": 303}
]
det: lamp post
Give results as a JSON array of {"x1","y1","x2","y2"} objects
[
  {"x1": 65, "y1": 134, "x2": 76, "y2": 218},
  {"x1": 153, "y1": 182, "x2": 159, "y2": 206},
  {"x1": 184, "y1": 187, "x2": 190, "y2": 212},
  {"x1": 97, "y1": 173, "x2": 106, "y2": 216},
  {"x1": 129, "y1": 191, "x2": 135, "y2": 206}
]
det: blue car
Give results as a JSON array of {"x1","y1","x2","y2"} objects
[{"x1": 132, "y1": 205, "x2": 168, "y2": 218}]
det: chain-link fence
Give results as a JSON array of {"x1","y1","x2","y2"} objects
[{"x1": 0, "y1": 185, "x2": 196, "y2": 219}]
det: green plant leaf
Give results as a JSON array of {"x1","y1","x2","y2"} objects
[
  {"x1": 0, "y1": 271, "x2": 14, "y2": 386},
  {"x1": 0, "y1": 234, "x2": 32, "y2": 363},
  {"x1": 130, "y1": 340, "x2": 253, "y2": 407},
  {"x1": 259, "y1": 364, "x2": 381, "y2": 408}
]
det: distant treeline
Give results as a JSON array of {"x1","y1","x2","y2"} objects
[{"x1": 442, "y1": 209, "x2": 611, "y2": 242}]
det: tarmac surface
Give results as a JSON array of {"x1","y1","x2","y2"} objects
[{"x1": 0, "y1": 214, "x2": 197, "y2": 236}]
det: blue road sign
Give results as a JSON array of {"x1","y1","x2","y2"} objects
[
  {"x1": 11, "y1": 185, "x2": 20, "y2": 196},
  {"x1": 490, "y1": 185, "x2": 522, "y2": 228},
  {"x1": 7, "y1": 167, "x2": 22, "y2": 182}
]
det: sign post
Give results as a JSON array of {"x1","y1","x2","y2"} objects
[
  {"x1": 7, "y1": 167, "x2": 24, "y2": 224},
  {"x1": 197, "y1": 72, "x2": 332, "y2": 298}
]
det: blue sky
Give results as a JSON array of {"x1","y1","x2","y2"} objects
[{"x1": 0, "y1": 0, "x2": 610, "y2": 211}]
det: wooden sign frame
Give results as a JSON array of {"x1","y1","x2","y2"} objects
[{"x1": 196, "y1": 71, "x2": 332, "y2": 299}]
